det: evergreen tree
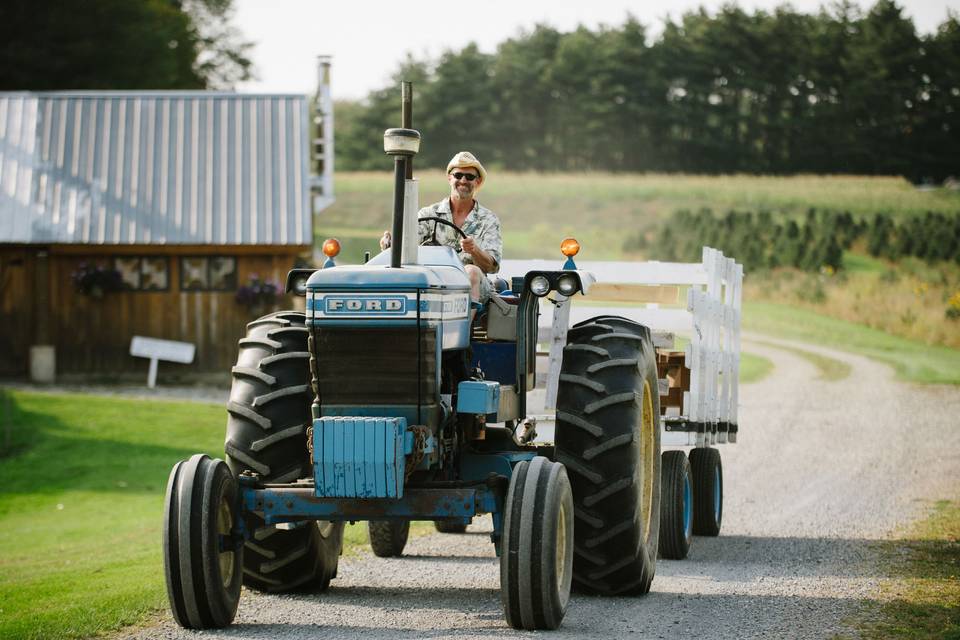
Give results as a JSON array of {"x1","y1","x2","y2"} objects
[{"x1": 0, "y1": 0, "x2": 250, "y2": 90}]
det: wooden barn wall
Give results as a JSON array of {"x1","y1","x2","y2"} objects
[
  {"x1": 0, "y1": 247, "x2": 34, "y2": 375},
  {"x1": 0, "y1": 245, "x2": 308, "y2": 376}
]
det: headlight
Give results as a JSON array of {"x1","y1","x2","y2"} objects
[
  {"x1": 556, "y1": 274, "x2": 578, "y2": 296},
  {"x1": 529, "y1": 275, "x2": 551, "y2": 297},
  {"x1": 291, "y1": 275, "x2": 309, "y2": 295}
]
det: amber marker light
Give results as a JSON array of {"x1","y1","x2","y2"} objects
[
  {"x1": 322, "y1": 238, "x2": 341, "y2": 258},
  {"x1": 560, "y1": 237, "x2": 580, "y2": 257}
]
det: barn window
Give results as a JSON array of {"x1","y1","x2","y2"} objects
[
  {"x1": 180, "y1": 256, "x2": 237, "y2": 291},
  {"x1": 113, "y1": 256, "x2": 170, "y2": 291}
]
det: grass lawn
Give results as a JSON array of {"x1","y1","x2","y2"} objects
[
  {"x1": 858, "y1": 500, "x2": 960, "y2": 639},
  {"x1": 743, "y1": 301, "x2": 960, "y2": 385},
  {"x1": 738, "y1": 351, "x2": 774, "y2": 384},
  {"x1": 0, "y1": 391, "x2": 226, "y2": 639}
]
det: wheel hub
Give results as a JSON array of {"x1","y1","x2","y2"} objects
[
  {"x1": 217, "y1": 500, "x2": 235, "y2": 587},
  {"x1": 639, "y1": 379, "x2": 656, "y2": 538}
]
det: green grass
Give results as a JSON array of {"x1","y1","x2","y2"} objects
[
  {"x1": 321, "y1": 171, "x2": 960, "y2": 260},
  {"x1": 842, "y1": 251, "x2": 888, "y2": 274},
  {"x1": 0, "y1": 390, "x2": 226, "y2": 639},
  {"x1": 738, "y1": 351, "x2": 774, "y2": 383},
  {"x1": 858, "y1": 500, "x2": 960, "y2": 639},
  {"x1": 754, "y1": 341, "x2": 852, "y2": 381},
  {"x1": 744, "y1": 301, "x2": 960, "y2": 385}
]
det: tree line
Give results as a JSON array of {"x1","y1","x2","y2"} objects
[
  {"x1": 336, "y1": 1, "x2": 960, "y2": 181},
  {"x1": 643, "y1": 208, "x2": 960, "y2": 272},
  {"x1": 0, "y1": 0, "x2": 251, "y2": 90}
]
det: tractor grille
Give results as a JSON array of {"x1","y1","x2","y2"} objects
[{"x1": 311, "y1": 326, "x2": 438, "y2": 408}]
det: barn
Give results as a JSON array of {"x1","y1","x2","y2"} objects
[{"x1": 0, "y1": 65, "x2": 334, "y2": 381}]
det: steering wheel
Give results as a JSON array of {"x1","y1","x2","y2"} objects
[{"x1": 419, "y1": 216, "x2": 467, "y2": 249}]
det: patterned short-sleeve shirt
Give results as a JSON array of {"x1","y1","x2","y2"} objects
[{"x1": 417, "y1": 198, "x2": 502, "y2": 273}]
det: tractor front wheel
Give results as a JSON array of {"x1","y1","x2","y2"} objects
[
  {"x1": 163, "y1": 454, "x2": 242, "y2": 629},
  {"x1": 500, "y1": 457, "x2": 574, "y2": 630}
]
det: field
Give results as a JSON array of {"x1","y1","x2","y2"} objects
[{"x1": 319, "y1": 171, "x2": 960, "y2": 262}]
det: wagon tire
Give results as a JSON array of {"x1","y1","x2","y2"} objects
[
  {"x1": 225, "y1": 310, "x2": 343, "y2": 592},
  {"x1": 163, "y1": 455, "x2": 242, "y2": 629},
  {"x1": 690, "y1": 447, "x2": 723, "y2": 536},
  {"x1": 500, "y1": 457, "x2": 574, "y2": 630},
  {"x1": 658, "y1": 450, "x2": 693, "y2": 559},
  {"x1": 555, "y1": 315, "x2": 661, "y2": 595},
  {"x1": 368, "y1": 521, "x2": 410, "y2": 557}
]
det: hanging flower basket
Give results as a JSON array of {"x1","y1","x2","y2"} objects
[
  {"x1": 72, "y1": 262, "x2": 123, "y2": 298},
  {"x1": 235, "y1": 274, "x2": 283, "y2": 313}
]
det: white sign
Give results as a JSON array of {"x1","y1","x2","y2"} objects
[{"x1": 130, "y1": 336, "x2": 196, "y2": 388}]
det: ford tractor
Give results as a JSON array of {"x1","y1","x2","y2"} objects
[{"x1": 161, "y1": 84, "x2": 663, "y2": 631}]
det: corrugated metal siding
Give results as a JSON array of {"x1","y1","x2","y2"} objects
[{"x1": 0, "y1": 92, "x2": 311, "y2": 245}]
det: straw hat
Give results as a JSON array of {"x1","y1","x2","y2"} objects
[{"x1": 446, "y1": 151, "x2": 487, "y2": 184}]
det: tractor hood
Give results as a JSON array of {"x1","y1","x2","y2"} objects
[
  {"x1": 305, "y1": 246, "x2": 471, "y2": 292},
  {"x1": 305, "y1": 247, "x2": 472, "y2": 350}
]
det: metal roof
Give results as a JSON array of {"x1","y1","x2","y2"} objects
[{"x1": 0, "y1": 92, "x2": 312, "y2": 246}]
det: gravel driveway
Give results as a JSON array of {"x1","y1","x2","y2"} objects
[{"x1": 120, "y1": 335, "x2": 960, "y2": 640}]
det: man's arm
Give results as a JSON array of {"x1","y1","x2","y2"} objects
[
  {"x1": 460, "y1": 237, "x2": 497, "y2": 273},
  {"x1": 464, "y1": 213, "x2": 502, "y2": 274}
]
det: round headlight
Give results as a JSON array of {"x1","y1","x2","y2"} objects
[
  {"x1": 529, "y1": 275, "x2": 551, "y2": 297},
  {"x1": 292, "y1": 275, "x2": 309, "y2": 295},
  {"x1": 556, "y1": 274, "x2": 578, "y2": 296}
]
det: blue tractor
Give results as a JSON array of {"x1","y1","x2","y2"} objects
[{"x1": 161, "y1": 88, "x2": 662, "y2": 631}]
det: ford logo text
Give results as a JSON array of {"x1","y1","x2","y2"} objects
[{"x1": 324, "y1": 297, "x2": 407, "y2": 314}]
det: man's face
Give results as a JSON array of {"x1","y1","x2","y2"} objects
[{"x1": 448, "y1": 168, "x2": 481, "y2": 199}]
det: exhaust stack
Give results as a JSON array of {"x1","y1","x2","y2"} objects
[{"x1": 383, "y1": 82, "x2": 421, "y2": 268}]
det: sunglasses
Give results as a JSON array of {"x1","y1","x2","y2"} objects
[{"x1": 451, "y1": 171, "x2": 479, "y2": 181}]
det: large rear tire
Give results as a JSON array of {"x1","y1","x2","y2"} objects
[
  {"x1": 690, "y1": 447, "x2": 723, "y2": 536},
  {"x1": 555, "y1": 316, "x2": 661, "y2": 595},
  {"x1": 658, "y1": 450, "x2": 693, "y2": 560},
  {"x1": 500, "y1": 457, "x2": 574, "y2": 630},
  {"x1": 163, "y1": 455, "x2": 242, "y2": 629},
  {"x1": 225, "y1": 311, "x2": 343, "y2": 592},
  {"x1": 368, "y1": 521, "x2": 410, "y2": 557}
]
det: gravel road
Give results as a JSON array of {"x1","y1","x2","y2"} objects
[{"x1": 120, "y1": 335, "x2": 960, "y2": 640}]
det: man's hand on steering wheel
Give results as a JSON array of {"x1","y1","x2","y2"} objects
[{"x1": 419, "y1": 216, "x2": 467, "y2": 250}]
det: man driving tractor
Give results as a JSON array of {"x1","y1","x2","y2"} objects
[{"x1": 380, "y1": 151, "x2": 502, "y2": 302}]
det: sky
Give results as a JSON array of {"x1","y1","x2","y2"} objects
[{"x1": 234, "y1": 0, "x2": 959, "y2": 100}]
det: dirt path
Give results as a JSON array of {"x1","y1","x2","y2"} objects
[{"x1": 122, "y1": 336, "x2": 960, "y2": 639}]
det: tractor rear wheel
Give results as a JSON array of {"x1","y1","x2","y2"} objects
[
  {"x1": 555, "y1": 316, "x2": 661, "y2": 595},
  {"x1": 368, "y1": 521, "x2": 410, "y2": 557},
  {"x1": 658, "y1": 450, "x2": 693, "y2": 560},
  {"x1": 500, "y1": 457, "x2": 574, "y2": 630},
  {"x1": 163, "y1": 454, "x2": 242, "y2": 629},
  {"x1": 690, "y1": 447, "x2": 723, "y2": 536},
  {"x1": 225, "y1": 310, "x2": 343, "y2": 592}
]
